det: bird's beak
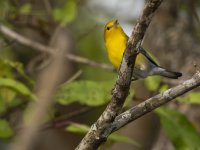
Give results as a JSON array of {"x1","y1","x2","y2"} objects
[{"x1": 113, "y1": 20, "x2": 118, "y2": 27}]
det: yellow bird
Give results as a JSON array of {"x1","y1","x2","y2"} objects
[{"x1": 104, "y1": 20, "x2": 182, "y2": 80}]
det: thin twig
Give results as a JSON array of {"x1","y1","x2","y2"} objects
[
  {"x1": 44, "y1": 106, "x2": 95, "y2": 129},
  {"x1": 75, "y1": 0, "x2": 163, "y2": 149},
  {"x1": 45, "y1": 121, "x2": 82, "y2": 129},
  {"x1": 64, "y1": 70, "x2": 82, "y2": 84},
  {"x1": 66, "y1": 54, "x2": 114, "y2": 71},
  {"x1": 0, "y1": 23, "x2": 114, "y2": 71},
  {"x1": 43, "y1": 0, "x2": 53, "y2": 16},
  {"x1": 0, "y1": 24, "x2": 54, "y2": 54},
  {"x1": 77, "y1": 25, "x2": 98, "y2": 41}
]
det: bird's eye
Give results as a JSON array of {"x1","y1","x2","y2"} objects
[{"x1": 106, "y1": 27, "x2": 110, "y2": 30}]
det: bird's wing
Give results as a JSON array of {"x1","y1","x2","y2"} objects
[
  {"x1": 138, "y1": 47, "x2": 159, "y2": 66},
  {"x1": 126, "y1": 34, "x2": 158, "y2": 66}
]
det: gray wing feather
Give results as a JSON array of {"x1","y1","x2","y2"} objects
[{"x1": 138, "y1": 47, "x2": 159, "y2": 66}]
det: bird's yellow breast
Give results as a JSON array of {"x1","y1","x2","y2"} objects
[
  {"x1": 105, "y1": 30, "x2": 126, "y2": 68},
  {"x1": 105, "y1": 28, "x2": 146, "y2": 70}
]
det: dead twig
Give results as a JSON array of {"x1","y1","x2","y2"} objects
[{"x1": 0, "y1": 23, "x2": 114, "y2": 71}]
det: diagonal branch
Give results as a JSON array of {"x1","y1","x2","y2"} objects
[
  {"x1": 75, "y1": 0, "x2": 163, "y2": 149},
  {"x1": 110, "y1": 71, "x2": 200, "y2": 132},
  {"x1": 39, "y1": 72, "x2": 200, "y2": 134},
  {"x1": 0, "y1": 24, "x2": 114, "y2": 71}
]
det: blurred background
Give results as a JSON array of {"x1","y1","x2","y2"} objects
[{"x1": 0, "y1": 0, "x2": 200, "y2": 150}]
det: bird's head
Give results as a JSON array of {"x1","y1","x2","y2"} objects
[{"x1": 104, "y1": 20, "x2": 125, "y2": 41}]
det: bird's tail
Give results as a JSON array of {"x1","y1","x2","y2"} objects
[{"x1": 152, "y1": 67, "x2": 182, "y2": 79}]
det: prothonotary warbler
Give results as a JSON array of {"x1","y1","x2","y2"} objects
[{"x1": 104, "y1": 20, "x2": 182, "y2": 80}]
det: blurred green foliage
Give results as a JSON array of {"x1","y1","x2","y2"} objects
[
  {"x1": 159, "y1": 84, "x2": 169, "y2": 93},
  {"x1": 156, "y1": 107, "x2": 200, "y2": 150},
  {"x1": 19, "y1": 3, "x2": 32, "y2": 15},
  {"x1": 0, "y1": 0, "x2": 199, "y2": 149},
  {"x1": 56, "y1": 79, "x2": 135, "y2": 107},
  {"x1": 0, "y1": 1, "x2": 32, "y2": 20},
  {"x1": 0, "y1": 78, "x2": 34, "y2": 99},
  {"x1": 53, "y1": 0, "x2": 77, "y2": 26},
  {"x1": 178, "y1": 92, "x2": 200, "y2": 104},
  {"x1": 2, "y1": 59, "x2": 34, "y2": 84},
  {"x1": 144, "y1": 76, "x2": 161, "y2": 91},
  {"x1": 56, "y1": 80, "x2": 112, "y2": 106},
  {"x1": 0, "y1": 120, "x2": 14, "y2": 139},
  {"x1": 0, "y1": 58, "x2": 33, "y2": 139}
]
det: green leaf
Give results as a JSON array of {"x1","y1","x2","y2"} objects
[
  {"x1": 8, "y1": 98, "x2": 23, "y2": 108},
  {"x1": 66, "y1": 123, "x2": 89, "y2": 134},
  {"x1": 179, "y1": 92, "x2": 200, "y2": 104},
  {"x1": 0, "y1": 78, "x2": 34, "y2": 99},
  {"x1": 19, "y1": 3, "x2": 32, "y2": 15},
  {"x1": 0, "y1": 87, "x2": 16, "y2": 102},
  {"x1": 159, "y1": 84, "x2": 169, "y2": 93},
  {"x1": 53, "y1": 9, "x2": 61, "y2": 21},
  {"x1": 2, "y1": 59, "x2": 34, "y2": 84},
  {"x1": 0, "y1": 98, "x2": 6, "y2": 115},
  {"x1": 0, "y1": 59, "x2": 13, "y2": 78},
  {"x1": 0, "y1": 120, "x2": 14, "y2": 139},
  {"x1": 53, "y1": 1, "x2": 77, "y2": 26},
  {"x1": 0, "y1": 1, "x2": 14, "y2": 19},
  {"x1": 109, "y1": 133, "x2": 140, "y2": 147},
  {"x1": 144, "y1": 76, "x2": 161, "y2": 91},
  {"x1": 56, "y1": 80, "x2": 111, "y2": 106},
  {"x1": 155, "y1": 107, "x2": 200, "y2": 150},
  {"x1": 66, "y1": 123, "x2": 139, "y2": 146}
]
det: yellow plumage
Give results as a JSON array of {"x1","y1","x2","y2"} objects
[
  {"x1": 104, "y1": 21, "x2": 127, "y2": 68},
  {"x1": 104, "y1": 20, "x2": 182, "y2": 80}
]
